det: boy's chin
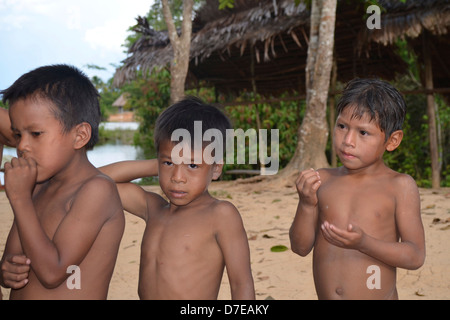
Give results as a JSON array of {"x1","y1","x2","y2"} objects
[{"x1": 168, "y1": 195, "x2": 192, "y2": 206}]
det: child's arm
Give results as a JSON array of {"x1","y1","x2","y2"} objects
[
  {"x1": 321, "y1": 174, "x2": 425, "y2": 270},
  {"x1": 0, "y1": 107, "x2": 16, "y2": 147},
  {"x1": 4, "y1": 157, "x2": 123, "y2": 288},
  {"x1": 99, "y1": 159, "x2": 166, "y2": 220},
  {"x1": 289, "y1": 169, "x2": 321, "y2": 256},
  {"x1": 99, "y1": 159, "x2": 158, "y2": 183},
  {"x1": 0, "y1": 223, "x2": 30, "y2": 289},
  {"x1": 215, "y1": 202, "x2": 255, "y2": 300}
]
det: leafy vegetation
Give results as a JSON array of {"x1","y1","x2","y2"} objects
[{"x1": 2, "y1": 2, "x2": 441, "y2": 187}]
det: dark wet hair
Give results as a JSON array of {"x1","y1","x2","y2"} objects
[
  {"x1": 154, "y1": 96, "x2": 232, "y2": 155},
  {"x1": 1, "y1": 64, "x2": 101, "y2": 150},
  {"x1": 336, "y1": 78, "x2": 406, "y2": 140}
]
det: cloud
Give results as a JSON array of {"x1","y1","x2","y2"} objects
[
  {"x1": 0, "y1": 0, "x2": 59, "y2": 30},
  {"x1": 66, "y1": 5, "x2": 81, "y2": 30},
  {"x1": 0, "y1": 0, "x2": 153, "y2": 88},
  {"x1": 83, "y1": 0, "x2": 150, "y2": 55},
  {"x1": 84, "y1": 20, "x2": 127, "y2": 54},
  {"x1": 0, "y1": 13, "x2": 28, "y2": 30}
]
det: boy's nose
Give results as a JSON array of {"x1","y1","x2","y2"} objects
[
  {"x1": 343, "y1": 131, "x2": 356, "y2": 147},
  {"x1": 17, "y1": 137, "x2": 29, "y2": 157},
  {"x1": 171, "y1": 165, "x2": 186, "y2": 183}
]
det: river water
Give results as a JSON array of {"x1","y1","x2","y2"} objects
[{"x1": 1, "y1": 122, "x2": 143, "y2": 184}]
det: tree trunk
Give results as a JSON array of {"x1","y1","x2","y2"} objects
[
  {"x1": 328, "y1": 57, "x2": 338, "y2": 167},
  {"x1": 280, "y1": 0, "x2": 336, "y2": 178},
  {"x1": 162, "y1": 0, "x2": 194, "y2": 104},
  {"x1": 423, "y1": 31, "x2": 441, "y2": 188}
]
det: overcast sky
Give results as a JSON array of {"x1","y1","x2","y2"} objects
[{"x1": 0, "y1": 0, "x2": 153, "y2": 90}]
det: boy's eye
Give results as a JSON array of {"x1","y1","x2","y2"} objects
[
  {"x1": 188, "y1": 164, "x2": 198, "y2": 169},
  {"x1": 360, "y1": 130, "x2": 368, "y2": 136},
  {"x1": 31, "y1": 132, "x2": 42, "y2": 137},
  {"x1": 163, "y1": 161, "x2": 173, "y2": 166},
  {"x1": 336, "y1": 123, "x2": 345, "y2": 129}
]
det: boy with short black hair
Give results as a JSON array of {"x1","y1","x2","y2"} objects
[
  {"x1": 290, "y1": 78, "x2": 425, "y2": 299},
  {"x1": 0, "y1": 64, "x2": 124, "y2": 299},
  {"x1": 101, "y1": 96, "x2": 255, "y2": 299}
]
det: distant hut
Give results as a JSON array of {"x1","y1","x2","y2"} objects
[
  {"x1": 109, "y1": 93, "x2": 135, "y2": 122},
  {"x1": 112, "y1": 93, "x2": 128, "y2": 113}
]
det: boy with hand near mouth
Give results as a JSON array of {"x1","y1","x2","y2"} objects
[{"x1": 0, "y1": 65, "x2": 124, "y2": 299}]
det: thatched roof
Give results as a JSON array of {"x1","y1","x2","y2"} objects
[
  {"x1": 360, "y1": 0, "x2": 450, "y2": 95},
  {"x1": 114, "y1": 0, "x2": 450, "y2": 96},
  {"x1": 359, "y1": 0, "x2": 450, "y2": 45},
  {"x1": 112, "y1": 93, "x2": 129, "y2": 108}
]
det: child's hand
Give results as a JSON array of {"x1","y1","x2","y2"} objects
[
  {"x1": 296, "y1": 169, "x2": 321, "y2": 207},
  {"x1": 4, "y1": 157, "x2": 37, "y2": 202},
  {"x1": 1, "y1": 255, "x2": 30, "y2": 289},
  {"x1": 321, "y1": 221, "x2": 365, "y2": 250}
]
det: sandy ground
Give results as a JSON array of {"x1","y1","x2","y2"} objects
[{"x1": 1, "y1": 181, "x2": 449, "y2": 300}]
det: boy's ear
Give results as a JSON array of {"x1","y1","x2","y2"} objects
[
  {"x1": 212, "y1": 163, "x2": 224, "y2": 180},
  {"x1": 386, "y1": 130, "x2": 403, "y2": 152},
  {"x1": 73, "y1": 122, "x2": 92, "y2": 150}
]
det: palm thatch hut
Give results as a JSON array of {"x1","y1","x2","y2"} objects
[
  {"x1": 109, "y1": 93, "x2": 135, "y2": 122},
  {"x1": 112, "y1": 93, "x2": 129, "y2": 113},
  {"x1": 114, "y1": 0, "x2": 450, "y2": 98},
  {"x1": 114, "y1": 0, "x2": 408, "y2": 96}
]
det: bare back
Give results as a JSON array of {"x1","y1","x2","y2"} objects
[{"x1": 313, "y1": 167, "x2": 405, "y2": 299}]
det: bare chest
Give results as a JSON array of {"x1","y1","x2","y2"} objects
[
  {"x1": 142, "y1": 209, "x2": 219, "y2": 257},
  {"x1": 32, "y1": 190, "x2": 74, "y2": 239},
  {"x1": 317, "y1": 180, "x2": 397, "y2": 238}
]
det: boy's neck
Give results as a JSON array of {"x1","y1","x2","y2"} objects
[
  {"x1": 44, "y1": 152, "x2": 95, "y2": 186},
  {"x1": 340, "y1": 159, "x2": 389, "y2": 177},
  {"x1": 168, "y1": 190, "x2": 215, "y2": 213}
]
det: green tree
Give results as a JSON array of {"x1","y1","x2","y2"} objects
[
  {"x1": 86, "y1": 64, "x2": 122, "y2": 121},
  {"x1": 122, "y1": 69, "x2": 172, "y2": 157}
]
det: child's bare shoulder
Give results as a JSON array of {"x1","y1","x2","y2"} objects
[
  {"x1": 70, "y1": 173, "x2": 122, "y2": 219},
  {"x1": 209, "y1": 198, "x2": 241, "y2": 219},
  {"x1": 79, "y1": 174, "x2": 122, "y2": 206},
  {"x1": 81, "y1": 173, "x2": 118, "y2": 194},
  {"x1": 389, "y1": 171, "x2": 419, "y2": 194},
  {"x1": 208, "y1": 198, "x2": 246, "y2": 234}
]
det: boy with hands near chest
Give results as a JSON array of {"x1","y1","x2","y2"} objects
[{"x1": 290, "y1": 78, "x2": 425, "y2": 299}]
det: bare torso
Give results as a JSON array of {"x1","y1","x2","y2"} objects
[
  {"x1": 313, "y1": 168, "x2": 400, "y2": 299},
  {"x1": 138, "y1": 197, "x2": 225, "y2": 300}
]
